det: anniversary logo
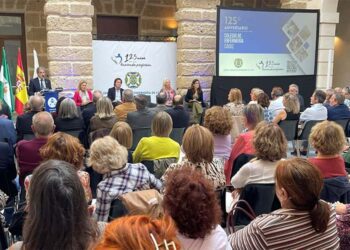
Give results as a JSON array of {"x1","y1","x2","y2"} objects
[{"x1": 111, "y1": 51, "x2": 152, "y2": 68}]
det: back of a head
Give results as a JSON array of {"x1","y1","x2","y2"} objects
[
  {"x1": 283, "y1": 93, "x2": 300, "y2": 114},
  {"x1": 96, "y1": 96, "x2": 114, "y2": 118},
  {"x1": 29, "y1": 95, "x2": 44, "y2": 112},
  {"x1": 110, "y1": 121, "x2": 133, "y2": 149},
  {"x1": 95, "y1": 215, "x2": 180, "y2": 250},
  {"x1": 23, "y1": 160, "x2": 96, "y2": 250},
  {"x1": 243, "y1": 103, "x2": 264, "y2": 129},
  {"x1": 275, "y1": 158, "x2": 330, "y2": 233},
  {"x1": 173, "y1": 95, "x2": 183, "y2": 106},
  {"x1": 182, "y1": 124, "x2": 214, "y2": 163},
  {"x1": 163, "y1": 167, "x2": 221, "y2": 239},
  {"x1": 93, "y1": 90, "x2": 103, "y2": 103},
  {"x1": 123, "y1": 89, "x2": 134, "y2": 103},
  {"x1": 135, "y1": 94, "x2": 148, "y2": 110},
  {"x1": 257, "y1": 92, "x2": 270, "y2": 108},
  {"x1": 58, "y1": 98, "x2": 79, "y2": 119},
  {"x1": 204, "y1": 106, "x2": 232, "y2": 136},
  {"x1": 251, "y1": 88, "x2": 264, "y2": 101},
  {"x1": 253, "y1": 122, "x2": 287, "y2": 161},
  {"x1": 156, "y1": 92, "x2": 167, "y2": 105},
  {"x1": 313, "y1": 90, "x2": 326, "y2": 103},
  {"x1": 32, "y1": 111, "x2": 54, "y2": 137},
  {"x1": 271, "y1": 87, "x2": 284, "y2": 99},
  {"x1": 152, "y1": 111, "x2": 173, "y2": 137},
  {"x1": 333, "y1": 93, "x2": 345, "y2": 105},
  {"x1": 229, "y1": 88, "x2": 243, "y2": 104}
]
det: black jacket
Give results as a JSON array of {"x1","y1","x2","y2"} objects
[{"x1": 28, "y1": 77, "x2": 52, "y2": 96}]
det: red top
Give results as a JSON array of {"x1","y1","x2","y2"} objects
[
  {"x1": 73, "y1": 90, "x2": 93, "y2": 106},
  {"x1": 308, "y1": 156, "x2": 347, "y2": 179},
  {"x1": 224, "y1": 130, "x2": 255, "y2": 184}
]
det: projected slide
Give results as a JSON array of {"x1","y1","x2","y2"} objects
[{"x1": 218, "y1": 9, "x2": 318, "y2": 76}]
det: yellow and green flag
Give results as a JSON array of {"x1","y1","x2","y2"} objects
[{"x1": 0, "y1": 47, "x2": 15, "y2": 112}]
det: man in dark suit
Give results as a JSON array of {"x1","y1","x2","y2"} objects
[
  {"x1": 82, "y1": 90, "x2": 103, "y2": 129},
  {"x1": 166, "y1": 95, "x2": 190, "y2": 128},
  {"x1": 28, "y1": 66, "x2": 52, "y2": 96},
  {"x1": 107, "y1": 78, "x2": 124, "y2": 107},
  {"x1": 327, "y1": 92, "x2": 350, "y2": 121},
  {"x1": 150, "y1": 92, "x2": 169, "y2": 113},
  {"x1": 126, "y1": 94, "x2": 155, "y2": 129},
  {"x1": 16, "y1": 95, "x2": 44, "y2": 141}
]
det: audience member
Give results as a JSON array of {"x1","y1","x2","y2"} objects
[
  {"x1": 107, "y1": 77, "x2": 124, "y2": 107},
  {"x1": 54, "y1": 98, "x2": 84, "y2": 132},
  {"x1": 11, "y1": 160, "x2": 98, "y2": 250},
  {"x1": 324, "y1": 88, "x2": 335, "y2": 107},
  {"x1": 133, "y1": 111, "x2": 180, "y2": 163},
  {"x1": 224, "y1": 88, "x2": 245, "y2": 116},
  {"x1": 95, "y1": 215, "x2": 180, "y2": 250},
  {"x1": 0, "y1": 139, "x2": 17, "y2": 198},
  {"x1": 300, "y1": 89, "x2": 327, "y2": 122},
  {"x1": 268, "y1": 86, "x2": 284, "y2": 118},
  {"x1": 229, "y1": 158, "x2": 339, "y2": 249},
  {"x1": 163, "y1": 125, "x2": 226, "y2": 189},
  {"x1": 89, "y1": 97, "x2": 117, "y2": 132},
  {"x1": 342, "y1": 86, "x2": 350, "y2": 108},
  {"x1": 0, "y1": 114, "x2": 16, "y2": 146},
  {"x1": 89, "y1": 136, "x2": 162, "y2": 222},
  {"x1": 165, "y1": 95, "x2": 190, "y2": 128},
  {"x1": 113, "y1": 89, "x2": 136, "y2": 122},
  {"x1": 334, "y1": 202, "x2": 350, "y2": 249},
  {"x1": 225, "y1": 104, "x2": 264, "y2": 184},
  {"x1": 289, "y1": 83, "x2": 305, "y2": 111},
  {"x1": 0, "y1": 99, "x2": 11, "y2": 119},
  {"x1": 308, "y1": 121, "x2": 348, "y2": 179},
  {"x1": 16, "y1": 95, "x2": 44, "y2": 141},
  {"x1": 150, "y1": 92, "x2": 169, "y2": 113},
  {"x1": 163, "y1": 168, "x2": 231, "y2": 250},
  {"x1": 159, "y1": 78, "x2": 176, "y2": 107},
  {"x1": 257, "y1": 92, "x2": 273, "y2": 122},
  {"x1": 16, "y1": 111, "x2": 54, "y2": 187},
  {"x1": 204, "y1": 106, "x2": 233, "y2": 160},
  {"x1": 185, "y1": 79, "x2": 206, "y2": 123},
  {"x1": 110, "y1": 121, "x2": 133, "y2": 163},
  {"x1": 231, "y1": 122, "x2": 287, "y2": 190},
  {"x1": 73, "y1": 80, "x2": 93, "y2": 109},
  {"x1": 248, "y1": 88, "x2": 264, "y2": 104},
  {"x1": 51, "y1": 96, "x2": 66, "y2": 119},
  {"x1": 126, "y1": 94, "x2": 155, "y2": 129},
  {"x1": 82, "y1": 90, "x2": 103, "y2": 128},
  {"x1": 273, "y1": 93, "x2": 300, "y2": 124},
  {"x1": 327, "y1": 92, "x2": 350, "y2": 120}
]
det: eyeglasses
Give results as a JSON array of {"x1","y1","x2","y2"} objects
[{"x1": 150, "y1": 233, "x2": 177, "y2": 250}]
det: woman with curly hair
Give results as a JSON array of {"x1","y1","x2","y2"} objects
[
  {"x1": 163, "y1": 167, "x2": 231, "y2": 250},
  {"x1": 204, "y1": 106, "x2": 233, "y2": 160}
]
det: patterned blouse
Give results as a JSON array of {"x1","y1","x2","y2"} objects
[{"x1": 224, "y1": 103, "x2": 245, "y2": 116}]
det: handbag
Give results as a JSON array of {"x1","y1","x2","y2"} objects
[
  {"x1": 119, "y1": 189, "x2": 163, "y2": 219},
  {"x1": 226, "y1": 200, "x2": 256, "y2": 234}
]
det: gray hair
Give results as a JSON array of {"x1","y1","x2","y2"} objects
[
  {"x1": 96, "y1": 97, "x2": 114, "y2": 119},
  {"x1": 134, "y1": 95, "x2": 148, "y2": 110},
  {"x1": 333, "y1": 93, "x2": 345, "y2": 105},
  {"x1": 92, "y1": 90, "x2": 103, "y2": 103},
  {"x1": 29, "y1": 95, "x2": 44, "y2": 112},
  {"x1": 36, "y1": 66, "x2": 46, "y2": 74},
  {"x1": 32, "y1": 111, "x2": 54, "y2": 136},
  {"x1": 58, "y1": 98, "x2": 79, "y2": 119},
  {"x1": 156, "y1": 92, "x2": 167, "y2": 105},
  {"x1": 243, "y1": 103, "x2": 264, "y2": 129},
  {"x1": 289, "y1": 83, "x2": 299, "y2": 91},
  {"x1": 123, "y1": 89, "x2": 134, "y2": 102}
]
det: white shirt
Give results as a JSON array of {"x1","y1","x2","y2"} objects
[
  {"x1": 299, "y1": 103, "x2": 327, "y2": 121},
  {"x1": 231, "y1": 159, "x2": 279, "y2": 188},
  {"x1": 177, "y1": 225, "x2": 232, "y2": 250},
  {"x1": 268, "y1": 96, "x2": 284, "y2": 118},
  {"x1": 115, "y1": 88, "x2": 121, "y2": 102},
  {"x1": 39, "y1": 78, "x2": 46, "y2": 89}
]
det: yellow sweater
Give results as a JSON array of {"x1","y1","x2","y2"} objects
[{"x1": 132, "y1": 136, "x2": 180, "y2": 163}]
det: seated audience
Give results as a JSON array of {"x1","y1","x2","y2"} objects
[
  {"x1": 204, "y1": 106, "x2": 233, "y2": 160},
  {"x1": 163, "y1": 168, "x2": 231, "y2": 250},
  {"x1": 82, "y1": 90, "x2": 102, "y2": 128},
  {"x1": 163, "y1": 125, "x2": 226, "y2": 189},
  {"x1": 127, "y1": 94, "x2": 155, "y2": 129},
  {"x1": 300, "y1": 89, "x2": 327, "y2": 122},
  {"x1": 0, "y1": 139, "x2": 17, "y2": 198},
  {"x1": 257, "y1": 92, "x2": 273, "y2": 122},
  {"x1": 231, "y1": 122, "x2": 287, "y2": 189},
  {"x1": 289, "y1": 83, "x2": 305, "y2": 111},
  {"x1": 159, "y1": 78, "x2": 176, "y2": 107},
  {"x1": 73, "y1": 80, "x2": 93, "y2": 109},
  {"x1": 268, "y1": 86, "x2": 284, "y2": 118},
  {"x1": 95, "y1": 215, "x2": 180, "y2": 250},
  {"x1": 54, "y1": 98, "x2": 84, "y2": 132},
  {"x1": 11, "y1": 160, "x2": 98, "y2": 250},
  {"x1": 113, "y1": 89, "x2": 136, "y2": 122},
  {"x1": 327, "y1": 92, "x2": 350, "y2": 121},
  {"x1": 89, "y1": 136, "x2": 162, "y2": 222},
  {"x1": 229, "y1": 158, "x2": 339, "y2": 249},
  {"x1": 133, "y1": 111, "x2": 180, "y2": 163},
  {"x1": 0, "y1": 115, "x2": 16, "y2": 146},
  {"x1": 51, "y1": 96, "x2": 65, "y2": 119},
  {"x1": 225, "y1": 104, "x2": 264, "y2": 184},
  {"x1": 185, "y1": 79, "x2": 206, "y2": 123},
  {"x1": 151, "y1": 92, "x2": 170, "y2": 113},
  {"x1": 342, "y1": 86, "x2": 350, "y2": 108},
  {"x1": 308, "y1": 121, "x2": 348, "y2": 179},
  {"x1": 324, "y1": 88, "x2": 335, "y2": 107},
  {"x1": 334, "y1": 202, "x2": 350, "y2": 249},
  {"x1": 90, "y1": 97, "x2": 117, "y2": 132},
  {"x1": 224, "y1": 88, "x2": 245, "y2": 116},
  {"x1": 248, "y1": 88, "x2": 264, "y2": 104},
  {"x1": 165, "y1": 95, "x2": 190, "y2": 128},
  {"x1": 273, "y1": 93, "x2": 300, "y2": 124},
  {"x1": 16, "y1": 95, "x2": 44, "y2": 141},
  {"x1": 0, "y1": 99, "x2": 11, "y2": 119},
  {"x1": 110, "y1": 121, "x2": 133, "y2": 163},
  {"x1": 16, "y1": 111, "x2": 54, "y2": 188}
]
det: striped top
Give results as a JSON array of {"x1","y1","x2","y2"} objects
[{"x1": 229, "y1": 207, "x2": 339, "y2": 250}]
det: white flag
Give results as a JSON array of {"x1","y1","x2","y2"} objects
[
  {"x1": 0, "y1": 65, "x2": 12, "y2": 110},
  {"x1": 33, "y1": 49, "x2": 39, "y2": 78}
]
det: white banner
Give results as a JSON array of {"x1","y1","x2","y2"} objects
[{"x1": 93, "y1": 41, "x2": 177, "y2": 103}]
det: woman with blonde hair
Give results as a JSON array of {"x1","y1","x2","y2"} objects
[
  {"x1": 73, "y1": 80, "x2": 93, "y2": 109},
  {"x1": 224, "y1": 88, "x2": 245, "y2": 116},
  {"x1": 273, "y1": 93, "x2": 300, "y2": 124},
  {"x1": 110, "y1": 121, "x2": 133, "y2": 163},
  {"x1": 89, "y1": 96, "x2": 117, "y2": 132},
  {"x1": 133, "y1": 111, "x2": 180, "y2": 163},
  {"x1": 160, "y1": 78, "x2": 176, "y2": 107},
  {"x1": 249, "y1": 88, "x2": 264, "y2": 104}
]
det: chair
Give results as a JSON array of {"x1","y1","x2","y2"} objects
[
  {"x1": 131, "y1": 128, "x2": 152, "y2": 151},
  {"x1": 231, "y1": 153, "x2": 255, "y2": 179},
  {"x1": 0, "y1": 222, "x2": 8, "y2": 250},
  {"x1": 333, "y1": 119, "x2": 350, "y2": 137},
  {"x1": 108, "y1": 199, "x2": 128, "y2": 222},
  {"x1": 278, "y1": 120, "x2": 298, "y2": 141},
  {"x1": 22, "y1": 133, "x2": 35, "y2": 141},
  {"x1": 234, "y1": 183, "x2": 281, "y2": 226},
  {"x1": 169, "y1": 128, "x2": 185, "y2": 144},
  {"x1": 320, "y1": 176, "x2": 350, "y2": 203},
  {"x1": 141, "y1": 158, "x2": 177, "y2": 178},
  {"x1": 296, "y1": 120, "x2": 323, "y2": 157}
]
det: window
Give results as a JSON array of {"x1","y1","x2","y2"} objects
[{"x1": 96, "y1": 16, "x2": 138, "y2": 40}]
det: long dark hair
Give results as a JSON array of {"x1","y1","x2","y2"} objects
[
  {"x1": 191, "y1": 79, "x2": 202, "y2": 94},
  {"x1": 22, "y1": 160, "x2": 98, "y2": 250}
]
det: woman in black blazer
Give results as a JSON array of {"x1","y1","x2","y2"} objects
[{"x1": 185, "y1": 79, "x2": 205, "y2": 123}]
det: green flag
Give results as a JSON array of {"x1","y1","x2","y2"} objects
[{"x1": 0, "y1": 47, "x2": 14, "y2": 112}]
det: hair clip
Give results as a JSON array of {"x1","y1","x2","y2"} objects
[{"x1": 150, "y1": 233, "x2": 177, "y2": 250}]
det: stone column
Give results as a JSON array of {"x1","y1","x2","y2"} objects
[
  {"x1": 44, "y1": 0, "x2": 94, "y2": 89},
  {"x1": 281, "y1": 0, "x2": 339, "y2": 89},
  {"x1": 176, "y1": 0, "x2": 220, "y2": 100}
]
